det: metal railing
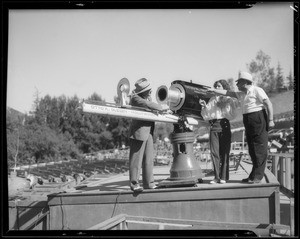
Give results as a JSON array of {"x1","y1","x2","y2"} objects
[
  {"x1": 196, "y1": 151, "x2": 246, "y2": 170},
  {"x1": 268, "y1": 152, "x2": 294, "y2": 236},
  {"x1": 268, "y1": 153, "x2": 294, "y2": 194},
  {"x1": 87, "y1": 214, "x2": 290, "y2": 235},
  {"x1": 22, "y1": 209, "x2": 49, "y2": 230}
]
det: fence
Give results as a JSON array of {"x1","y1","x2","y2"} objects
[
  {"x1": 268, "y1": 152, "x2": 294, "y2": 236},
  {"x1": 87, "y1": 214, "x2": 290, "y2": 235},
  {"x1": 268, "y1": 153, "x2": 294, "y2": 194},
  {"x1": 195, "y1": 151, "x2": 244, "y2": 170}
]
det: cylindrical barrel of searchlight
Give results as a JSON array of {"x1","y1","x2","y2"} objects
[{"x1": 156, "y1": 80, "x2": 211, "y2": 117}]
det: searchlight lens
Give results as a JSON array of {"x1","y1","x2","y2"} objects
[{"x1": 157, "y1": 88, "x2": 167, "y2": 101}]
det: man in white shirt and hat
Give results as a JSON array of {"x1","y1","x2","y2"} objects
[
  {"x1": 209, "y1": 72, "x2": 274, "y2": 183},
  {"x1": 128, "y1": 78, "x2": 169, "y2": 192}
]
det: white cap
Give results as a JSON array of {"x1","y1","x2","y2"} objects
[{"x1": 236, "y1": 72, "x2": 253, "y2": 83}]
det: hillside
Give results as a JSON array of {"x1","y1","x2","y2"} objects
[
  {"x1": 269, "y1": 90, "x2": 294, "y2": 115},
  {"x1": 6, "y1": 107, "x2": 25, "y2": 122},
  {"x1": 231, "y1": 90, "x2": 294, "y2": 124}
]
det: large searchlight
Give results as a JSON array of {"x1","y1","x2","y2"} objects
[
  {"x1": 80, "y1": 78, "x2": 215, "y2": 188},
  {"x1": 156, "y1": 80, "x2": 211, "y2": 119}
]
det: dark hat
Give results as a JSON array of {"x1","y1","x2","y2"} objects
[
  {"x1": 236, "y1": 71, "x2": 253, "y2": 83},
  {"x1": 133, "y1": 78, "x2": 152, "y2": 94}
]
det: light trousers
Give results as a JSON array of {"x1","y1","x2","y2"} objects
[{"x1": 129, "y1": 135, "x2": 155, "y2": 188}]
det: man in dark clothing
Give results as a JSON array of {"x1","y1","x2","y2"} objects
[{"x1": 129, "y1": 78, "x2": 169, "y2": 192}]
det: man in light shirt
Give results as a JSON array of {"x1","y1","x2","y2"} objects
[{"x1": 209, "y1": 72, "x2": 274, "y2": 184}]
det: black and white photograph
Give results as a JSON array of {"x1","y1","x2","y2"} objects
[{"x1": 3, "y1": 1, "x2": 297, "y2": 237}]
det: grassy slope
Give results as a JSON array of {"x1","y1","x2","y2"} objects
[
  {"x1": 269, "y1": 90, "x2": 294, "y2": 115},
  {"x1": 231, "y1": 90, "x2": 294, "y2": 123}
]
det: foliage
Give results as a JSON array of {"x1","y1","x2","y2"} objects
[
  {"x1": 109, "y1": 118, "x2": 131, "y2": 148},
  {"x1": 247, "y1": 50, "x2": 293, "y2": 94},
  {"x1": 57, "y1": 132, "x2": 80, "y2": 160},
  {"x1": 247, "y1": 50, "x2": 275, "y2": 92},
  {"x1": 6, "y1": 92, "x2": 131, "y2": 167},
  {"x1": 275, "y1": 62, "x2": 285, "y2": 91},
  {"x1": 286, "y1": 70, "x2": 294, "y2": 90},
  {"x1": 23, "y1": 123, "x2": 60, "y2": 163},
  {"x1": 154, "y1": 123, "x2": 174, "y2": 142},
  {"x1": 6, "y1": 112, "x2": 25, "y2": 169}
]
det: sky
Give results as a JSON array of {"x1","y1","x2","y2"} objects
[{"x1": 6, "y1": 2, "x2": 295, "y2": 114}]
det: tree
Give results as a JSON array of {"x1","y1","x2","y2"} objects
[
  {"x1": 69, "y1": 92, "x2": 123, "y2": 151},
  {"x1": 247, "y1": 50, "x2": 276, "y2": 93},
  {"x1": 31, "y1": 87, "x2": 41, "y2": 114},
  {"x1": 286, "y1": 69, "x2": 294, "y2": 90},
  {"x1": 32, "y1": 88, "x2": 49, "y2": 125},
  {"x1": 6, "y1": 112, "x2": 25, "y2": 169},
  {"x1": 154, "y1": 122, "x2": 174, "y2": 142},
  {"x1": 9, "y1": 87, "x2": 153, "y2": 168},
  {"x1": 61, "y1": 95, "x2": 83, "y2": 142},
  {"x1": 57, "y1": 132, "x2": 80, "y2": 160},
  {"x1": 266, "y1": 68, "x2": 276, "y2": 93},
  {"x1": 35, "y1": 95, "x2": 63, "y2": 131},
  {"x1": 23, "y1": 123, "x2": 60, "y2": 163},
  {"x1": 275, "y1": 62, "x2": 285, "y2": 91},
  {"x1": 110, "y1": 118, "x2": 130, "y2": 148},
  {"x1": 99, "y1": 131, "x2": 114, "y2": 149}
]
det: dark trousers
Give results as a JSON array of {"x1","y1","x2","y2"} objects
[
  {"x1": 129, "y1": 135, "x2": 155, "y2": 188},
  {"x1": 209, "y1": 118, "x2": 231, "y2": 180},
  {"x1": 243, "y1": 110, "x2": 268, "y2": 181}
]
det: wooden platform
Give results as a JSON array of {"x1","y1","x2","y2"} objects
[
  {"x1": 44, "y1": 161, "x2": 281, "y2": 235},
  {"x1": 8, "y1": 160, "x2": 287, "y2": 235}
]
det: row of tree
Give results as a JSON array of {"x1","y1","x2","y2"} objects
[
  {"x1": 6, "y1": 92, "x2": 173, "y2": 169},
  {"x1": 6, "y1": 50, "x2": 294, "y2": 169},
  {"x1": 227, "y1": 50, "x2": 294, "y2": 93}
]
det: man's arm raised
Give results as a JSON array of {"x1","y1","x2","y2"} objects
[{"x1": 208, "y1": 89, "x2": 238, "y2": 99}]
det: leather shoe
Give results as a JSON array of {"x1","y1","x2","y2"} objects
[
  {"x1": 247, "y1": 179, "x2": 261, "y2": 184},
  {"x1": 131, "y1": 184, "x2": 143, "y2": 192},
  {"x1": 210, "y1": 179, "x2": 219, "y2": 184},
  {"x1": 146, "y1": 185, "x2": 158, "y2": 189},
  {"x1": 219, "y1": 180, "x2": 226, "y2": 184},
  {"x1": 241, "y1": 178, "x2": 251, "y2": 183}
]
